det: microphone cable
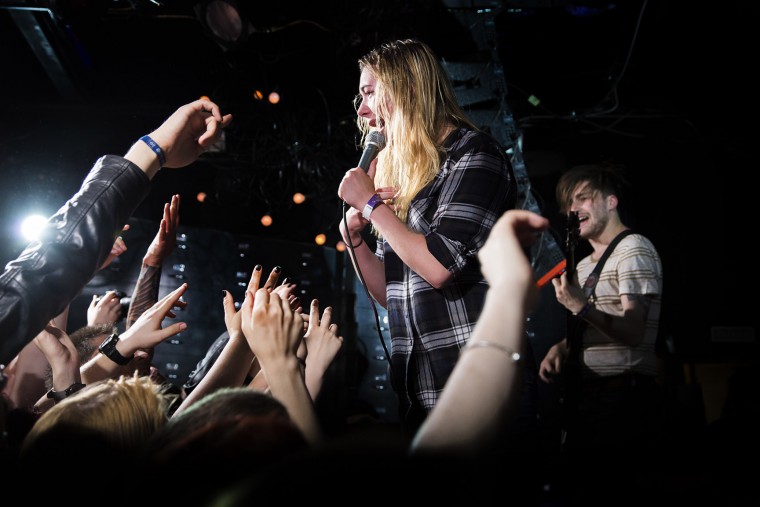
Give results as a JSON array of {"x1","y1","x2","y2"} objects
[{"x1": 341, "y1": 201, "x2": 395, "y2": 384}]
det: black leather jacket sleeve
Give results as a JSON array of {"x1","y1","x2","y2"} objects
[{"x1": 0, "y1": 155, "x2": 151, "y2": 363}]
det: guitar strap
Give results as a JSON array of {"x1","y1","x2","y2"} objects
[
  {"x1": 560, "y1": 228, "x2": 637, "y2": 455},
  {"x1": 580, "y1": 229, "x2": 635, "y2": 303},
  {"x1": 563, "y1": 229, "x2": 635, "y2": 426}
]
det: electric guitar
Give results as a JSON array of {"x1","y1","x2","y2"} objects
[
  {"x1": 561, "y1": 211, "x2": 582, "y2": 436},
  {"x1": 564, "y1": 209, "x2": 582, "y2": 358}
]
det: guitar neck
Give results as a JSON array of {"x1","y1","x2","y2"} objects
[{"x1": 565, "y1": 211, "x2": 580, "y2": 279}]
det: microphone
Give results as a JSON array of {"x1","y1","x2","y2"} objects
[
  {"x1": 357, "y1": 131, "x2": 386, "y2": 172},
  {"x1": 342, "y1": 130, "x2": 385, "y2": 211}
]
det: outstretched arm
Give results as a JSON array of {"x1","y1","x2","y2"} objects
[
  {"x1": 80, "y1": 283, "x2": 188, "y2": 384},
  {"x1": 3, "y1": 228, "x2": 129, "y2": 410},
  {"x1": 173, "y1": 265, "x2": 281, "y2": 416},
  {"x1": 124, "y1": 98, "x2": 232, "y2": 177},
  {"x1": 241, "y1": 287, "x2": 320, "y2": 445},
  {"x1": 302, "y1": 299, "x2": 343, "y2": 401},
  {"x1": 411, "y1": 210, "x2": 549, "y2": 455},
  {"x1": 126, "y1": 194, "x2": 181, "y2": 329},
  {"x1": 31, "y1": 323, "x2": 82, "y2": 414},
  {"x1": 0, "y1": 98, "x2": 231, "y2": 364}
]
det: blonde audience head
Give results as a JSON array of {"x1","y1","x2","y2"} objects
[{"x1": 22, "y1": 372, "x2": 172, "y2": 455}]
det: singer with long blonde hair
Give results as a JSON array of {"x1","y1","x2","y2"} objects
[{"x1": 338, "y1": 38, "x2": 516, "y2": 432}]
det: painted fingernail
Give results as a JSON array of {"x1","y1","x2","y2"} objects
[
  {"x1": 282, "y1": 277, "x2": 290, "y2": 285},
  {"x1": 222, "y1": 290, "x2": 227, "y2": 297},
  {"x1": 255, "y1": 265, "x2": 262, "y2": 271},
  {"x1": 274, "y1": 266, "x2": 281, "y2": 273}
]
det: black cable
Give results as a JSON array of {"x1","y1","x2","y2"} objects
[{"x1": 341, "y1": 201, "x2": 395, "y2": 382}]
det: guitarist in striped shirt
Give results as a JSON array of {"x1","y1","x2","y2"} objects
[{"x1": 538, "y1": 163, "x2": 664, "y2": 493}]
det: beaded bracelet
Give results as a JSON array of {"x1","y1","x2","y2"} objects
[
  {"x1": 461, "y1": 341, "x2": 521, "y2": 362},
  {"x1": 140, "y1": 135, "x2": 166, "y2": 167}
]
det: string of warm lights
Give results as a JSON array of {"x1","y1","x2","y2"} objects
[{"x1": 186, "y1": 91, "x2": 356, "y2": 250}]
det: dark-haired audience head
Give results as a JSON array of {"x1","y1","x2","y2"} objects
[
  {"x1": 154, "y1": 386, "x2": 291, "y2": 442},
  {"x1": 145, "y1": 387, "x2": 308, "y2": 502}
]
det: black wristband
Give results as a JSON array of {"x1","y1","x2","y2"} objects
[
  {"x1": 99, "y1": 333, "x2": 133, "y2": 365},
  {"x1": 46, "y1": 382, "x2": 86, "y2": 402}
]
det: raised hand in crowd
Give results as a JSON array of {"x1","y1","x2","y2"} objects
[
  {"x1": 125, "y1": 98, "x2": 233, "y2": 176},
  {"x1": 302, "y1": 299, "x2": 343, "y2": 401},
  {"x1": 99, "y1": 225, "x2": 129, "y2": 271},
  {"x1": 1, "y1": 98, "x2": 232, "y2": 366},
  {"x1": 412, "y1": 209, "x2": 548, "y2": 455},
  {"x1": 144, "y1": 194, "x2": 180, "y2": 267},
  {"x1": 30, "y1": 323, "x2": 83, "y2": 413},
  {"x1": 80, "y1": 283, "x2": 188, "y2": 384},
  {"x1": 173, "y1": 265, "x2": 284, "y2": 415},
  {"x1": 274, "y1": 276, "x2": 301, "y2": 313},
  {"x1": 89, "y1": 229, "x2": 132, "y2": 326},
  {"x1": 241, "y1": 286, "x2": 320, "y2": 444},
  {"x1": 126, "y1": 194, "x2": 181, "y2": 329},
  {"x1": 88, "y1": 291, "x2": 123, "y2": 327}
]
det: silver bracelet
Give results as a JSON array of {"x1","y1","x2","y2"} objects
[{"x1": 461, "y1": 341, "x2": 521, "y2": 362}]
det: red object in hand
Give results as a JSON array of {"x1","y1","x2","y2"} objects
[{"x1": 536, "y1": 259, "x2": 566, "y2": 288}]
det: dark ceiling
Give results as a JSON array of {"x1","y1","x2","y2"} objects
[{"x1": 1, "y1": 0, "x2": 758, "y2": 348}]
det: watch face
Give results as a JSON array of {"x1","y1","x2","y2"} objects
[
  {"x1": 47, "y1": 388, "x2": 64, "y2": 400},
  {"x1": 99, "y1": 334, "x2": 116, "y2": 352},
  {"x1": 99, "y1": 333, "x2": 131, "y2": 365},
  {"x1": 47, "y1": 383, "x2": 85, "y2": 401}
]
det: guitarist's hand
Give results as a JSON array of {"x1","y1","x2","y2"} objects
[
  {"x1": 551, "y1": 272, "x2": 587, "y2": 315},
  {"x1": 539, "y1": 340, "x2": 568, "y2": 383}
]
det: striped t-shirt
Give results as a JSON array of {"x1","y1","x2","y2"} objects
[{"x1": 576, "y1": 233, "x2": 663, "y2": 377}]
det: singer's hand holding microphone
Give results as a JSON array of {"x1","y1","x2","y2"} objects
[{"x1": 338, "y1": 131, "x2": 386, "y2": 211}]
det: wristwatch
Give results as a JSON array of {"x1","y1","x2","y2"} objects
[
  {"x1": 362, "y1": 193, "x2": 384, "y2": 221},
  {"x1": 98, "y1": 332, "x2": 132, "y2": 365},
  {"x1": 46, "y1": 382, "x2": 86, "y2": 402}
]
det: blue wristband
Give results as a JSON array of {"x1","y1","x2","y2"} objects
[{"x1": 140, "y1": 135, "x2": 166, "y2": 167}]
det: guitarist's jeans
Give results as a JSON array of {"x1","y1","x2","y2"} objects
[
  {"x1": 563, "y1": 373, "x2": 663, "y2": 453},
  {"x1": 559, "y1": 374, "x2": 664, "y2": 505}
]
